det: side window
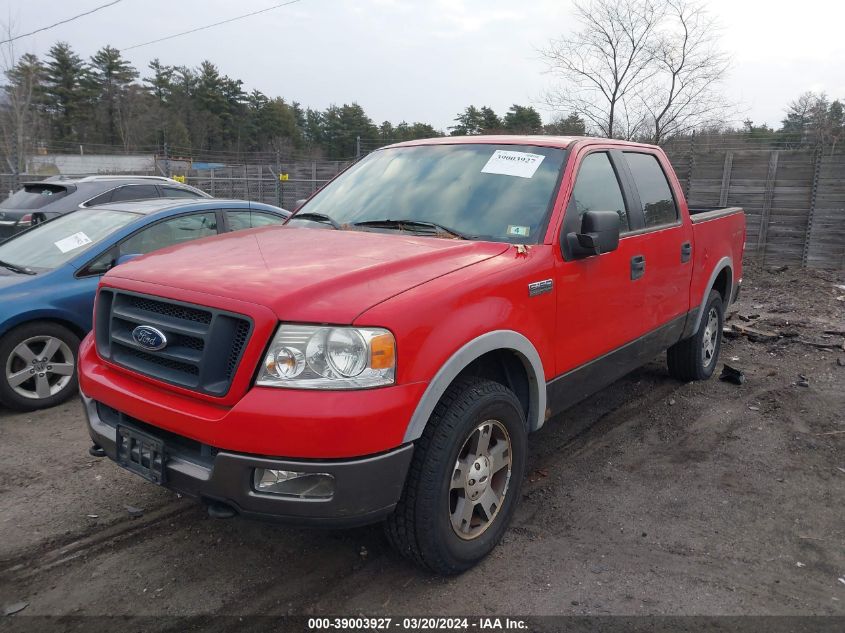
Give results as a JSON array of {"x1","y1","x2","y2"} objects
[
  {"x1": 624, "y1": 152, "x2": 678, "y2": 228},
  {"x1": 85, "y1": 190, "x2": 114, "y2": 206},
  {"x1": 119, "y1": 212, "x2": 219, "y2": 256},
  {"x1": 570, "y1": 152, "x2": 629, "y2": 232},
  {"x1": 81, "y1": 249, "x2": 116, "y2": 276},
  {"x1": 161, "y1": 186, "x2": 203, "y2": 199},
  {"x1": 226, "y1": 210, "x2": 284, "y2": 232},
  {"x1": 111, "y1": 185, "x2": 160, "y2": 202}
]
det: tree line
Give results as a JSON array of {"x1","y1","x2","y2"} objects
[
  {"x1": 741, "y1": 93, "x2": 845, "y2": 151},
  {"x1": 0, "y1": 40, "x2": 587, "y2": 171}
]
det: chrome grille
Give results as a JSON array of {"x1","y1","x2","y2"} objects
[{"x1": 95, "y1": 289, "x2": 252, "y2": 396}]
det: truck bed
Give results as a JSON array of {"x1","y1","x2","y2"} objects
[{"x1": 689, "y1": 206, "x2": 744, "y2": 224}]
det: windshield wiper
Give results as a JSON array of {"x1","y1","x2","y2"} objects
[
  {"x1": 0, "y1": 259, "x2": 36, "y2": 275},
  {"x1": 352, "y1": 219, "x2": 470, "y2": 240},
  {"x1": 288, "y1": 212, "x2": 341, "y2": 230}
]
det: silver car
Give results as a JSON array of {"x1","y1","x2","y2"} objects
[{"x1": 0, "y1": 175, "x2": 209, "y2": 240}]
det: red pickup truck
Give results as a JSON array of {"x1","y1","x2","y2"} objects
[{"x1": 79, "y1": 136, "x2": 745, "y2": 574}]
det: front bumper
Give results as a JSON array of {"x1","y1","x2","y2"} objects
[{"x1": 82, "y1": 394, "x2": 414, "y2": 527}]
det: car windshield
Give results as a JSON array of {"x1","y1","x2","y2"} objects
[
  {"x1": 0, "y1": 183, "x2": 69, "y2": 209},
  {"x1": 292, "y1": 144, "x2": 568, "y2": 243},
  {"x1": 0, "y1": 209, "x2": 136, "y2": 271}
]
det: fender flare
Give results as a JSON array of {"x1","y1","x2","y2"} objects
[
  {"x1": 686, "y1": 256, "x2": 733, "y2": 338},
  {"x1": 402, "y1": 330, "x2": 547, "y2": 443}
]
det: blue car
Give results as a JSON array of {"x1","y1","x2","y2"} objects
[{"x1": 0, "y1": 199, "x2": 289, "y2": 411}]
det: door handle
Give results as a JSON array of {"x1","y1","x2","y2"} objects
[
  {"x1": 630, "y1": 255, "x2": 645, "y2": 280},
  {"x1": 681, "y1": 241, "x2": 692, "y2": 263}
]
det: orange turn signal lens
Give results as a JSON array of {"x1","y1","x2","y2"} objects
[{"x1": 369, "y1": 332, "x2": 395, "y2": 370}]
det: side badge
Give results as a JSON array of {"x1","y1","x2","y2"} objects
[{"x1": 528, "y1": 279, "x2": 553, "y2": 297}]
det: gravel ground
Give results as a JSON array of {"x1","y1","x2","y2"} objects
[{"x1": 0, "y1": 265, "x2": 843, "y2": 624}]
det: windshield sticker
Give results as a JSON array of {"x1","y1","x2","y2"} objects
[
  {"x1": 481, "y1": 150, "x2": 545, "y2": 179},
  {"x1": 54, "y1": 232, "x2": 93, "y2": 253},
  {"x1": 507, "y1": 225, "x2": 531, "y2": 237}
]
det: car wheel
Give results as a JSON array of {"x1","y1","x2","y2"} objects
[
  {"x1": 385, "y1": 376, "x2": 527, "y2": 575},
  {"x1": 667, "y1": 289, "x2": 724, "y2": 381},
  {"x1": 0, "y1": 322, "x2": 80, "y2": 411}
]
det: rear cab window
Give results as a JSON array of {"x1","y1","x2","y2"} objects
[{"x1": 624, "y1": 152, "x2": 678, "y2": 228}]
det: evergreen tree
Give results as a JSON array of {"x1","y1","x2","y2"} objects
[
  {"x1": 503, "y1": 104, "x2": 543, "y2": 134},
  {"x1": 544, "y1": 112, "x2": 586, "y2": 136},
  {"x1": 479, "y1": 106, "x2": 501, "y2": 133},
  {"x1": 450, "y1": 106, "x2": 485, "y2": 135},
  {"x1": 43, "y1": 42, "x2": 91, "y2": 143},
  {"x1": 89, "y1": 46, "x2": 138, "y2": 145}
]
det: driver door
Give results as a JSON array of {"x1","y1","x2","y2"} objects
[{"x1": 553, "y1": 148, "x2": 654, "y2": 377}]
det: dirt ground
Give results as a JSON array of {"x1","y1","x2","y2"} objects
[{"x1": 0, "y1": 265, "x2": 843, "y2": 624}]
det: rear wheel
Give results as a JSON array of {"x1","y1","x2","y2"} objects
[
  {"x1": 385, "y1": 377, "x2": 527, "y2": 575},
  {"x1": 0, "y1": 322, "x2": 80, "y2": 411},
  {"x1": 667, "y1": 289, "x2": 723, "y2": 381}
]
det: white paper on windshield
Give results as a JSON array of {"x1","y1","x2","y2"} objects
[
  {"x1": 481, "y1": 150, "x2": 545, "y2": 179},
  {"x1": 54, "y1": 232, "x2": 93, "y2": 253}
]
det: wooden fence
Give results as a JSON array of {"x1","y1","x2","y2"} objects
[{"x1": 664, "y1": 144, "x2": 845, "y2": 269}]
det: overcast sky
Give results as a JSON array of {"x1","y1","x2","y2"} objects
[{"x1": 3, "y1": 0, "x2": 844, "y2": 132}]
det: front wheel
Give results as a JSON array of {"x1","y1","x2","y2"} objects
[
  {"x1": 385, "y1": 377, "x2": 527, "y2": 575},
  {"x1": 667, "y1": 289, "x2": 724, "y2": 381},
  {"x1": 0, "y1": 322, "x2": 80, "y2": 411}
]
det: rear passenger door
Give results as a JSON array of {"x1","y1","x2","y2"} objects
[{"x1": 619, "y1": 151, "x2": 694, "y2": 330}]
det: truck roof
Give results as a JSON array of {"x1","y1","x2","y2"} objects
[{"x1": 384, "y1": 135, "x2": 660, "y2": 151}]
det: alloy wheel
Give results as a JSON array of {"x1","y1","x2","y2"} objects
[
  {"x1": 5, "y1": 335, "x2": 75, "y2": 400},
  {"x1": 449, "y1": 419, "x2": 512, "y2": 540},
  {"x1": 702, "y1": 306, "x2": 719, "y2": 367}
]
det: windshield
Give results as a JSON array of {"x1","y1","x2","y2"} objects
[
  {"x1": 294, "y1": 144, "x2": 567, "y2": 243},
  {"x1": 0, "y1": 209, "x2": 136, "y2": 271},
  {"x1": 0, "y1": 184, "x2": 69, "y2": 210}
]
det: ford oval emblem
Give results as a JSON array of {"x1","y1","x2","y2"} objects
[{"x1": 132, "y1": 325, "x2": 168, "y2": 351}]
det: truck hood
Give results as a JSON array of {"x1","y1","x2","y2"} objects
[{"x1": 105, "y1": 226, "x2": 510, "y2": 323}]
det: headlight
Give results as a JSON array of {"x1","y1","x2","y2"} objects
[{"x1": 256, "y1": 324, "x2": 396, "y2": 389}]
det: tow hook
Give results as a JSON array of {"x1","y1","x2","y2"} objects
[{"x1": 88, "y1": 444, "x2": 106, "y2": 457}]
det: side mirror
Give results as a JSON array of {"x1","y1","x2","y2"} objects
[
  {"x1": 567, "y1": 211, "x2": 620, "y2": 258},
  {"x1": 115, "y1": 253, "x2": 141, "y2": 266},
  {"x1": 294, "y1": 199, "x2": 307, "y2": 211}
]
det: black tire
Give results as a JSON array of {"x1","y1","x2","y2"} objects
[
  {"x1": 0, "y1": 321, "x2": 80, "y2": 412},
  {"x1": 385, "y1": 376, "x2": 527, "y2": 575},
  {"x1": 667, "y1": 289, "x2": 724, "y2": 381}
]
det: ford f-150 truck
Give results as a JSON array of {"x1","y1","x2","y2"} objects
[{"x1": 79, "y1": 136, "x2": 745, "y2": 574}]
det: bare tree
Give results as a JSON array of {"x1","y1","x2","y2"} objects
[
  {"x1": 639, "y1": 0, "x2": 731, "y2": 143},
  {"x1": 0, "y1": 21, "x2": 43, "y2": 173},
  {"x1": 541, "y1": 0, "x2": 731, "y2": 142},
  {"x1": 541, "y1": 0, "x2": 664, "y2": 139}
]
